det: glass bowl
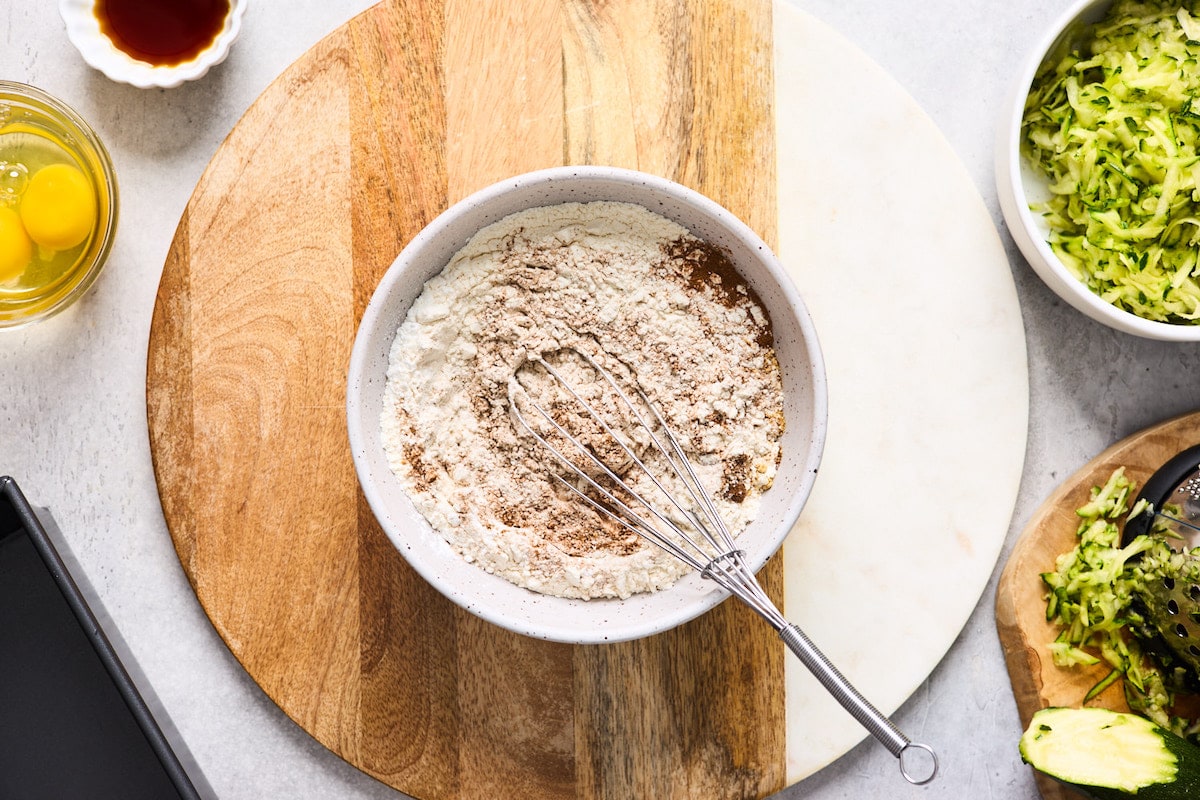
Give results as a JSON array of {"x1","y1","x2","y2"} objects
[{"x1": 0, "y1": 82, "x2": 118, "y2": 329}]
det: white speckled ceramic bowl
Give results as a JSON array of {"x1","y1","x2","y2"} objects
[
  {"x1": 997, "y1": 0, "x2": 1200, "y2": 341},
  {"x1": 59, "y1": 0, "x2": 247, "y2": 89},
  {"x1": 347, "y1": 166, "x2": 827, "y2": 644}
]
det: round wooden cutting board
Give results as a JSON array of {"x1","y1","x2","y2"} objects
[
  {"x1": 149, "y1": 3, "x2": 788, "y2": 798},
  {"x1": 996, "y1": 410, "x2": 1200, "y2": 800},
  {"x1": 146, "y1": 0, "x2": 1028, "y2": 797}
]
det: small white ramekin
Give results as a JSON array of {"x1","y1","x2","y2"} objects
[{"x1": 59, "y1": 0, "x2": 247, "y2": 90}]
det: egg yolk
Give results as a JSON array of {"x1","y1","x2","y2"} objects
[
  {"x1": 0, "y1": 206, "x2": 32, "y2": 282},
  {"x1": 20, "y1": 163, "x2": 96, "y2": 252}
]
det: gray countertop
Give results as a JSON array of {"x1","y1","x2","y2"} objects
[{"x1": 3, "y1": 1, "x2": 1199, "y2": 797}]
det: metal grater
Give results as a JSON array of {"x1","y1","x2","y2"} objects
[
  {"x1": 1123, "y1": 444, "x2": 1200, "y2": 683},
  {"x1": 1135, "y1": 542, "x2": 1200, "y2": 680},
  {"x1": 1160, "y1": 468, "x2": 1200, "y2": 545}
]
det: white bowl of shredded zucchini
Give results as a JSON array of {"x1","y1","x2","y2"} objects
[{"x1": 998, "y1": 0, "x2": 1200, "y2": 340}]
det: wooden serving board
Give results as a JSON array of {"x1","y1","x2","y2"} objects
[
  {"x1": 147, "y1": 0, "x2": 1029, "y2": 796},
  {"x1": 149, "y1": 2, "x2": 785, "y2": 798},
  {"x1": 996, "y1": 410, "x2": 1200, "y2": 800}
]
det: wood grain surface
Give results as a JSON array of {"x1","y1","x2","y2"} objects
[
  {"x1": 146, "y1": 1, "x2": 786, "y2": 798},
  {"x1": 995, "y1": 410, "x2": 1200, "y2": 800}
]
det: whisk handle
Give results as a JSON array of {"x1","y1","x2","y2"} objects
[{"x1": 778, "y1": 624, "x2": 938, "y2": 785}]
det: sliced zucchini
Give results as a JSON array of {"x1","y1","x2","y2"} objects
[{"x1": 1020, "y1": 707, "x2": 1200, "y2": 799}]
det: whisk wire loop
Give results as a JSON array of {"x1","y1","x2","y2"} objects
[
  {"x1": 541, "y1": 354, "x2": 729, "y2": 550},
  {"x1": 512, "y1": 355, "x2": 726, "y2": 571},
  {"x1": 509, "y1": 390, "x2": 710, "y2": 573}
]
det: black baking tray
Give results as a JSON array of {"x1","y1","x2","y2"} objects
[{"x1": 0, "y1": 475, "x2": 212, "y2": 799}]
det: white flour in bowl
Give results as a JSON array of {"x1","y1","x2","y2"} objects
[{"x1": 381, "y1": 201, "x2": 784, "y2": 599}]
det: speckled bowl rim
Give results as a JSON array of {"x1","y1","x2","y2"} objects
[
  {"x1": 996, "y1": 0, "x2": 1200, "y2": 341},
  {"x1": 59, "y1": 0, "x2": 247, "y2": 89},
  {"x1": 346, "y1": 166, "x2": 828, "y2": 644}
]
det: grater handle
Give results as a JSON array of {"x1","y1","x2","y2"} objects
[
  {"x1": 1122, "y1": 443, "x2": 1200, "y2": 544},
  {"x1": 778, "y1": 624, "x2": 938, "y2": 785}
]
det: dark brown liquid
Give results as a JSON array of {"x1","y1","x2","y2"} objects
[{"x1": 95, "y1": 0, "x2": 231, "y2": 67}]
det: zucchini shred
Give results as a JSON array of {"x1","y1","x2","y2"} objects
[
  {"x1": 1040, "y1": 467, "x2": 1200, "y2": 744},
  {"x1": 1022, "y1": 0, "x2": 1200, "y2": 324}
]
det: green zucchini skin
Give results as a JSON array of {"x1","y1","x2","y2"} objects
[{"x1": 1020, "y1": 707, "x2": 1200, "y2": 800}]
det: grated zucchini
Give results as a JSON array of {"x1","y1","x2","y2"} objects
[
  {"x1": 1022, "y1": 0, "x2": 1200, "y2": 324},
  {"x1": 1039, "y1": 468, "x2": 1197, "y2": 739}
]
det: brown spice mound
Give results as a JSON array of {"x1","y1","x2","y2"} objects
[{"x1": 662, "y1": 236, "x2": 774, "y2": 349}]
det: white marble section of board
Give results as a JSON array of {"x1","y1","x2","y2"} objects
[{"x1": 773, "y1": 1, "x2": 1029, "y2": 782}]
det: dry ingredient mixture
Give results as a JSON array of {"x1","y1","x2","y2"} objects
[{"x1": 381, "y1": 200, "x2": 785, "y2": 599}]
